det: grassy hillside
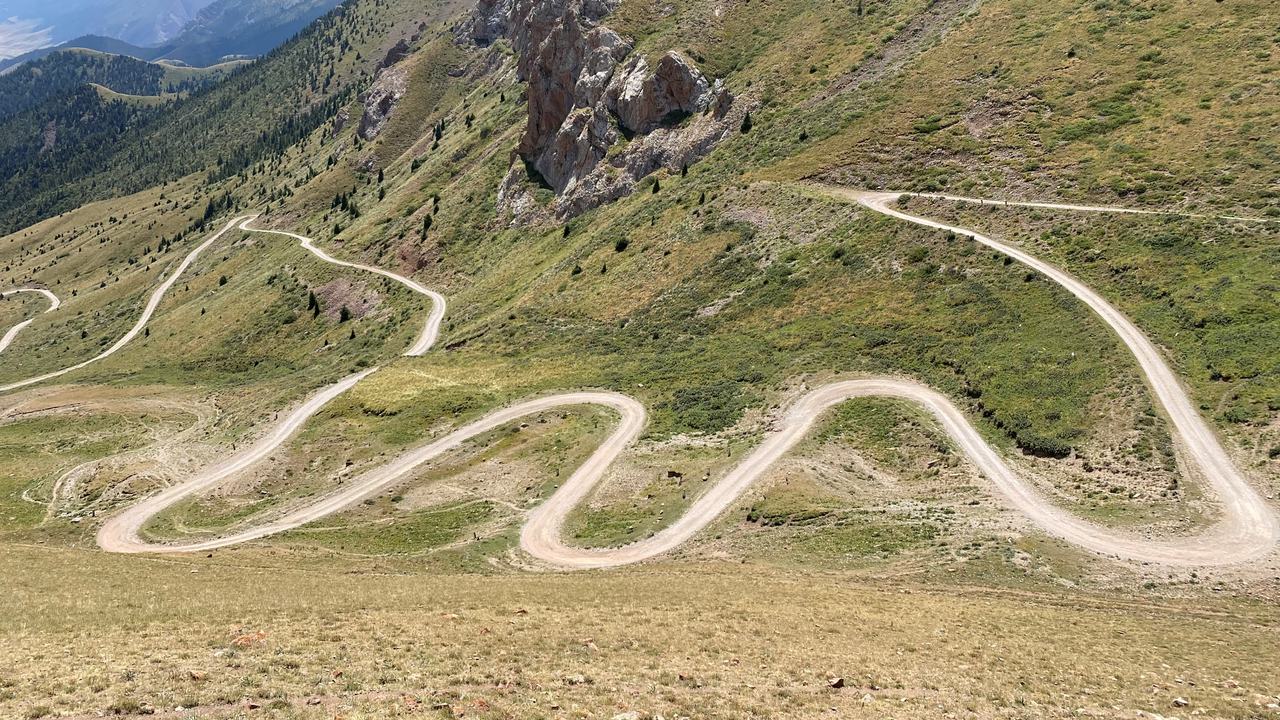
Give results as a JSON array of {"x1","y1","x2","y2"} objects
[
  {"x1": 0, "y1": 0, "x2": 1274, "y2": 575},
  {"x1": 1, "y1": 0, "x2": 1279, "y2": 717},
  {"x1": 766, "y1": 0, "x2": 1280, "y2": 213}
]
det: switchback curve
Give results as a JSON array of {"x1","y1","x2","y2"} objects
[
  {"x1": 0, "y1": 213, "x2": 445, "y2": 395},
  {"x1": 237, "y1": 218, "x2": 446, "y2": 356},
  {"x1": 0, "y1": 217, "x2": 250, "y2": 394},
  {"x1": 834, "y1": 189, "x2": 1278, "y2": 562},
  {"x1": 95, "y1": 195, "x2": 1278, "y2": 567},
  {"x1": 0, "y1": 288, "x2": 60, "y2": 355}
]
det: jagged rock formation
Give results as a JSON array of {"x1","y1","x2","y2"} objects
[
  {"x1": 459, "y1": 0, "x2": 749, "y2": 225},
  {"x1": 377, "y1": 38, "x2": 411, "y2": 71},
  {"x1": 357, "y1": 66, "x2": 408, "y2": 141},
  {"x1": 356, "y1": 38, "x2": 415, "y2": 142},
  {"x1": 615, "y1": 53, "x2": 712, "y2": 135},
  {"x1": 331, "y1": 107, "x2": 349, "y2": 135}
]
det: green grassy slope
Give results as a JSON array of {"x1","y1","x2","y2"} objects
[
  {"x1": 3, "y1": 0, "x2": 1277, "y2": 555},
  {"x1": 766, "y1": 0, "x2": 1280, "y2": 213}
]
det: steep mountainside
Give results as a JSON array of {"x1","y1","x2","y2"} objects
[
  {"x1": 0, "y1": 0, "x2": 1274, "y2": 540},
  {"x1": 0, "y1": 0, "x2": 346, "y2": 71},
  {"x1": 0, "y1": 0, "x2": 465, "y2": 234},
  {"x1": 160, "y1": 0, "x2": 347, "y2": 66}
]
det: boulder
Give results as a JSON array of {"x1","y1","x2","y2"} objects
[{"x1": 614, "y1": 52, "x2": 712, "y2": 135}]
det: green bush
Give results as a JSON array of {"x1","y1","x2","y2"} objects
[
  {"x1": 1016, "y1": 431, "x2": 1073, "y2": 458},
  {"x1": 657, "y1": 381, "x2": 756, "y2": 434},
  {"x1": 108, "y1": 697, "x2": 140, "y2": 715}
]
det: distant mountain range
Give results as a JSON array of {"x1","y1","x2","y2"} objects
[
  {"x1": 0, "y1": 0, "x2": 216, "y2": 55},
  {"x1": 0, "y1": 0, "x2": 344, "y2": 70}
]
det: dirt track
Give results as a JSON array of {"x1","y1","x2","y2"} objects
[
  {"x1": 0, "y1": 217, "x2": 249, "y2": 394},
  {"x1": 0, "y1": 287, "x2": 60, "y2": 355},
  {"x1": 95, "y1": 198, "x2": 1278, "y2": 567},
  {"x1": 0, "y1": 216, "x2": 445, "y2": 398},
  {"x1": 238, "y1": 218, "x2": 446, "y2": 356}
]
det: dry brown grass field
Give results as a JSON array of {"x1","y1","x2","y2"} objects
[{"x1": 3, "y1": 543, "x2": 1280, "y2": 720}]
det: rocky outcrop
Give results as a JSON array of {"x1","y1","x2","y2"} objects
[
  {"x1": 460, "y1": 0, "x2": 746, "y2": 225},
  {"x1": 614, "y1": 53, "x2": 712, "y2": 135},
  {"x1": 39, "y1": 120, "x2": 56, "y2": 154},
  {"x1": 354, "y1": 36, "x2": 416, "y2": 142},
  {"x1": 331, "y1": 107, "x2": 349, "y2": 135},
  {"x1": 465, "y1": 0, "x2": 510, "y2": 47},
  {"x1": 518, "y1": 17, "x2": 630, "y2": 190},
  {"x1": 357, "y1": 66, "x2": 408, "y2": 141},
  {"x1": 376, "y1": 39, "x2": 411, "y2": 72}
]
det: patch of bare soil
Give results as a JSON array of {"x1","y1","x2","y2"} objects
[
  {"x1": 315, "y1": 277, "x2": 383, "y2": 321},
  {"x1": 394, "y1": 238, "x2": 440, "y2": 273}
]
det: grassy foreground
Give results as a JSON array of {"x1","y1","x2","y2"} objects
[{"x1": 3, "y1": 544, "x2": 1279, "y2": 720}]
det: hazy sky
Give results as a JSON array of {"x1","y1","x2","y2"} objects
[
  {"x1": 0, "y1": 16, "x2": 51, "y2": 59},
  {"x1": 0, "y1": 0, "x2": 217, "y2": 58}
]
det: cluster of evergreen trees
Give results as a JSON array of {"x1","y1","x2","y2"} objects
[
  {"x1": 0, "y1": 51, "x2": 166, "y2": 122},
  {"x1": 0, "y1": 0, "x2": 378, "y2": 235}
]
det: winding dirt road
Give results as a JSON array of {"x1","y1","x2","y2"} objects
[
  {"x1": 94, "y1": 195, "x2": 1278, "y2": 567},
  {"x1": 886, "y1": 191, "x2": 1276, "y2": 224},
  {"x1": 836, "y1": 189, "x2": 1278, "y2": 562},
  {"x1": 0, "y1": 217, "x2": 251, "y2": 394},
  {"x1": 238, "y1": 218, "x2": 446, "y2": 356},
  {"x1": 0, "y1": 215, "x2": 445, "y2": 397},
  {"x1": 0, "y1": 288, "x2": 60, "y2": 355},
  {"x1": 96, "y1": 219, "x2": 449, "y2": 551}
]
